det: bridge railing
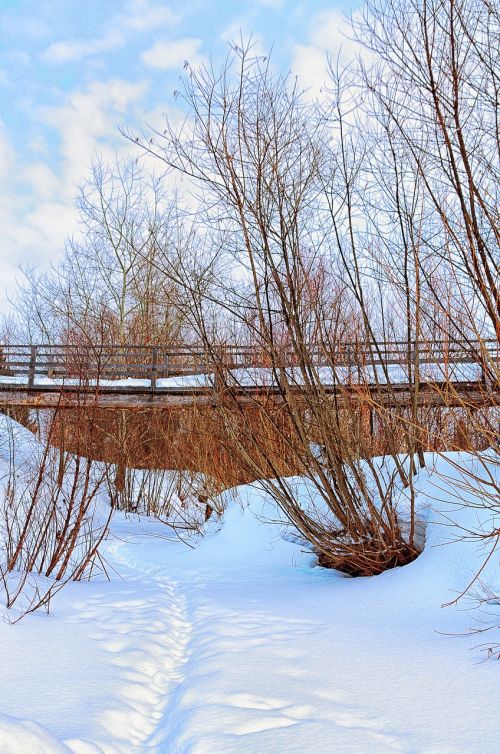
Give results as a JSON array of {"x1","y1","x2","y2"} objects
[{"x1": 0, "y1": 339, "x2": 497, "y2": 388}]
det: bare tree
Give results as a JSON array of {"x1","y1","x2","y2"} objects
[
  {"x1": 130, "y1": 42, "x2": 426, "y2": 576},
  {"x1": 354, "y1": 0, "x2": 499, "y2": 650},
  {"x1": 357, "y1": 0, "x2": 499, "y2": 344},
  {"x1": 0, "y1": 406, "x2": 112, "y2": 619}
]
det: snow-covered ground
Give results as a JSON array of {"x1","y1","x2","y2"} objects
[{"x1": 0, "y1": 436, "x2": 499, "y2": 752}]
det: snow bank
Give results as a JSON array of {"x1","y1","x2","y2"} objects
[
  {"x1": 0, "y1": 418, "x2": 498, "y2": 752},
  {"x1": 184, "y1": 486, "x2": 313, "y2": 569},
  {"x1": 0, "y1": 714, "x2": 73, "y2": 754}
]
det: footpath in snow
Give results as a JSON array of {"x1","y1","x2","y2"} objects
[{"x1": 0, "y1": 457, "x2": 499, "y2": 753}]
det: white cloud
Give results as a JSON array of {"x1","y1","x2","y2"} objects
[
  {"x1": 28, "y1": 134, "x2": 49, "y2": 155},
  {"x1": 18, "y1": 201, "x2": 78, "y2": 254},
  {"x1": 292, "y1": 43, "x2": 329, "y2": 97},
  {"x1": 0, "y1": 196, "x2": 80, "y2": 311},
  {"x1": 42, "y1": 29, "x2": 125, "y2": 64},
  {"x1": 251, "y1": 0, "x2": 285, "y2": 7},
  {"x1": 0, "y1": 259, "x2": 20, "y2": 309},
  {"x1": 141, "y1": 38, "x2": 205, "y2": 70},
  {"x1": 123, "y1": 1, "x2": 179, "y2": 31},
  {"x1": 0, "y1": 126, "x2": 76, "y2": 309},
  {"x1": 0, "y1": 78, "x2": 149, "y2": 311},
  {"x1": 0, "y1": 123, "x2": 14, "y2": 179},
  {"x1": 40, "y1": 79, "x2": 148, "y2": 190},
  {"x1": 0, "y1": 128, "x2": 19, "y2": 305},
  {"x1": 42, "y1": 2, "x2": 180, "y2": 65},
  {"x1": 22, "y1": 163, "x2": 59, "y2": 200},
  {"x1": 291, "y1": 9, "x2": 363, "y2": 98}
]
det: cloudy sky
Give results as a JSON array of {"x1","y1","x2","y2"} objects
[{"x1": 0, "y1": 0, "x2": 359, "y2": 309}]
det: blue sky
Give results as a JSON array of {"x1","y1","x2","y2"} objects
[{"x1": 0, "y1": 0, "x2": 360, "y2": 308}]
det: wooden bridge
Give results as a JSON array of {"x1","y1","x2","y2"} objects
[{"x1": 0, "y1": 340, "x2": 498, "y2": 409}]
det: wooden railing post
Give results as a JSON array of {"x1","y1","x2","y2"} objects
[
  {"x1": 28, "y1": 345, "x2": 37, "y2": 389},
  {"x1": 151, "y1": 346, "x2": 158, "y2": 393}
]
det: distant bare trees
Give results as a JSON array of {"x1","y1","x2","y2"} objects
[{"x1": 15, "y1": 158, "x2": 188, "y2": 350}]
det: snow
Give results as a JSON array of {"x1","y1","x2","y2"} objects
[
  {"x1": 0, "y1": 715, "x2": 73, "y2": 754},
  {"x1": 0, "y1": 421, "x2": 499, "y2": 753},
  {"x1": 0, "y1": 360, "x2": 483, "y2": 392}
]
